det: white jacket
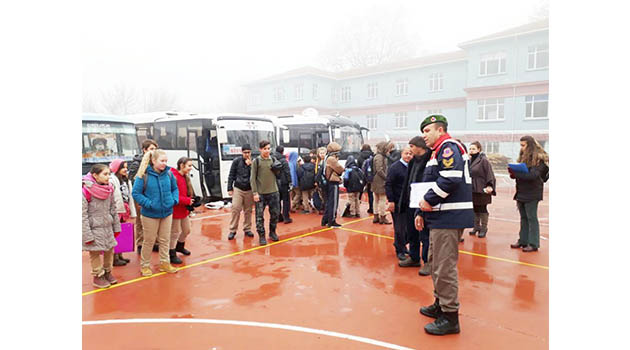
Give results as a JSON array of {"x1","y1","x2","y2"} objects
[{"x1": 109, "y1": 175, "x2": 137, "y2": 218}]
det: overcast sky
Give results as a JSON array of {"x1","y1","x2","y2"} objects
[{"x1": 82, "y1": 0, "x2": 547, "y2": 113}]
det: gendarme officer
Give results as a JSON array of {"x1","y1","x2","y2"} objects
[{"x1": 414, "y1": 114, "x2": 474, "y2": 335}]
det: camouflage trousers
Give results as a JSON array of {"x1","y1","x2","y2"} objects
[{"x1": 255, "y1": 192, "x2": 280, "y2": 236}]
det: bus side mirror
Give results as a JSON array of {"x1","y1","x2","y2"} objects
[
  {"x1": 217, "y1": 128, "x2": 228, "y2": 144},
  {"x1": 283, "y1": 129, "x2": 290, "y2": 143},
  {"x1": 334, "y1": 128, "x2": 341, "y2": 140}
]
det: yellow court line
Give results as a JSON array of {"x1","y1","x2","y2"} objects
[
  {"x1": 338, "y1": 227, "x2": 549, "y2": 270},
  {"x1": 82, "y1": 216, "x2": 373, "y2": 297}
]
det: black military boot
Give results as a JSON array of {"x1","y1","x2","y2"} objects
[
  {"x1": 269, "y1": 231, "x2": 279, "y2": 242},
  {"x1": 169, "y1": 249, "x2": 182, "y2": 264},
  {"x1": 424, "y1": 311, "x2": 460, "y2": 335},
  {"x1": 176, "y1": 241, "x2": 191, "y2": 255},
  {"x1": 259, "y1": 233, "x2": 267, "y2": 245},
  {"x1": 419, "y1": 298, "x2": 442, "y2": 318},
  {"x1": 477, "y1": 213, "x2": 489, "y2": 238}
]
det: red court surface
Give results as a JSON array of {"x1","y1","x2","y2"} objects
[{"x1": 83, "y1": 179, "x2": 549, "y2": 349}]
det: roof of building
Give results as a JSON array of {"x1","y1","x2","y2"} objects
[{"x1": 458, "y1": 19, "x2": 549, "y2": 48}]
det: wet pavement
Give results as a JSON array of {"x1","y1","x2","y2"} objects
[{"x1": 83, "y1": 185, "x2": 549, "y2": 349}]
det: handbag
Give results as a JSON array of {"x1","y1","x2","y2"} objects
[{"x1": 114, "y1": 222, "x2": 134, "y2": 253}]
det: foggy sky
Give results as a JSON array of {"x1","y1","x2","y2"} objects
[{"x1": 82, "y1": 0, "x2": 546, "y2": 113}]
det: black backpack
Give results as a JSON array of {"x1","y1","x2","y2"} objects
[
  {"x1": 314, "y1": 156, "x2": 329, "y2": 189},
  {"x1": 361, "y1": 155, "x2": 375, "y2": 183},
  {"x1": 299, "y1": 166, "x2": 316, "y2": 190},
  {"x1": 344, "y1": 167, "x2": 366, "y2": 193}
]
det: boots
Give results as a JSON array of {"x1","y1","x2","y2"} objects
[
  {"x1": 259, "y1": 233, "x2": 267, "y2": 245},
  {"x1": 113, "y1": 253, "x2": 127, "y2": 266},
  {"x1": 175, "y1": 241, "x2": 191, "y2": 255},
  {"x1": 418, "y1": 262, "x2": 431, "y2": 276},
  {"x1": 269, "y1": 231, "x2": 279, "y2": 242},
  {"x1": 469, "y1": 212, "x2": 480, "y2": 235},
  {"x1": 93, "y1": 274, "x2": 111, "y2": 289},
  {"x1": 120, "y1": 254, "x2": 130, "y2": 263},
  {"x1": 372, "y1": 215, "x2": 380, "y2": 224},
  {"x1": 424, "y1": 311, "x2": 460, "y2": 335},
  {"x1": 159, "y1": 261, "x2": 178, "y2": 274},
  {"x1": 379, "y1": 215, "x2": 392, "y2": 225},
  {"x1": 103, "y1": 271, "x2": 118, "y2": 285},
  {"x1": 477, "y1": 213, "x2": 489, "y2": 238},
  {"x1": 169, "y1": 249, "x2": 182, "y2": 264},
  {"x1": 420, "y1": 298, "x2": 442, "y2": 318}
]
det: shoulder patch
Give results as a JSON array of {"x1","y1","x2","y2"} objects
[
  {"x1": 442, "y1": 147, "x2": 453, "y2": 158},
  {"x1": 442, "y1": 157, "x2": 454, "y2": 168}
]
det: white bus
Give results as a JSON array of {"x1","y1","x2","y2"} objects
[
  {"x1": 130, "y1": 112, "x2": 283, "y2": 202},
  {"x1": 82, "y1": 113, "x2": 141, "y2": 175},
  {"x1": 275, "y1": 111, "x2": 367, "y2": 166}
]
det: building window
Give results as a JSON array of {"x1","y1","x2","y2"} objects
[
  {"x1": 427, "y1": 109, "x2": 442, "y2": 115},
  {"x1": 341, "y1": 86, "x2": 352, "y2": 103},
  {"x1": 528, "y1": 44, "x2": 548, "y2": 70},
  {"x1": 394, "y1": 112, "x2": 408, "y2": 129},
  {"x1": 429, "y1": 73, "x2": 443, "y2": 92},
  {"x1": 477, "y1": 98, "x2": 505, "y2": 121},
  {"x1": 525, "y1": 94, "x2": 548, "y2": 119},
  {"x1": 479, "y1": 52, "x2": 506, "y2": 76},
  {"x1": 395, "y1": 79, "x2": 408, "y2": 96},
  {"x1": 273, "y1": 87, "x2": 285, "y2": 103},
  {"x1": 312, "y1": 84, "x2": 318, "y2": 100},
  {"x1": 331, "y1": 87, "x2": 339, "y2": 104},
  {"x1": 249, "y1": 93, "x2": 261, "y2": 106},
  {"x1": 367, "y1": 82, "x2": 378, "y2": 99},
  {"x1": 481, "y1": 141, "x2": 500, "y2": 154},
  {"x1": 294, "y1": 84, "x2": 304, "y2": 101},
  {"x1": 367, "y1": 114, "x2": 378, "y2": 130}
]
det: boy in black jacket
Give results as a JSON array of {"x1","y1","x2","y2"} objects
[
  {"x1": 297, "y1": 155, "x2": 316, "y2": 213},
  {"x1": 343, "y1": 155, "x2": 366, "y2": 218},
  {"x1": 227, "y1": 144, "x2": 255, "y2": 240},
  {"x1": 274, "y1": 146, "x2": 293, "y2": 224}
]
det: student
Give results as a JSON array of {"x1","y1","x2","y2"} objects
[
  {"x1": 297, "y1": 155, "x2": 316, "y2": 213},
  {"x1": 82, "y1": 164, "x2": 121, "y2": 289},
  {"x1": 169, "y1": 157, "x2": 196, "y2": 264},
  {"x1": 468, "y1": 141, "x2": 496, "y2": 238},
  {"x1": 343, "y1": 155, "x2": 366, "y2": 218},
  {"x1": 372, "y1": 141, "x2": 394, "y2": 224},
  {"x1": 288, "y1": 151, "x2": 302, "y2": 213},
  {"x1": 132, "y1": 149, "x2": 179, "y2": 276},
  {"x1": 386, "y1": 146, "x2": 412, "y2": 263},
  {"x1": 273, "y1": 146, "x2": 293, "y2": 224},
  {"x1": 109, "y1": 159, "x2": 137, "y2": 266},
  {"x1": 323, "y1": 142, "x2": 345, "y2": 228},
  {"x1": 251, "y1": 140, "x2": 281, "y2": 245},
  {"x1": 227, "y1": 144, "x2": 255, "y2": 240},
  {"x1": 128, "y1": 139, "x2": 158, "y2": 254},
  {"x1": 313, "y1": 147, "x2": 328, "y2": 215},
  {"x1": 508, "y1": 136, "x2": 549, "y2": 252},
  {"x1": 357, "y1": 144, "x2": 375, "y2": 214}
]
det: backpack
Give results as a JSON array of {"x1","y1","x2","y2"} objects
[
  {"x1": 299, "y1": 166, "x2": 316, "y2": 190},
  {"x1": 314, "y1": 156, "x2": 329, "y2": 189},
  {"x1": 254, "y1": 156, "x2": 282, "y2": 178},
  {"x1": 343, "y1": 167, "x2": 366, "y2": 193},
  {"x1": 361, "y1": 155, "x2": 375, "y2": 183}
]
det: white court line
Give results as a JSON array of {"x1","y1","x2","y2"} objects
[
  {"x1": 190, "y1": 212, "x2": 231, "y2": 221},
  {"x1": 82, "y1": 318, "x2": 414, "y2": 350}
]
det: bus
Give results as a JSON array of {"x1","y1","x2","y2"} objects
[
  {"x1": 275, "y1": 110, "x2": 367, "y2": 166},
  {"x1": 82, "y1": 113, "x2": 141, "y2": 175},
  {"x1": 130, "y1": 112, "x2": 285, "y2": 202}
]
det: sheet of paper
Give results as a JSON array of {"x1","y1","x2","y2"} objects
[{"x1": 409, "y1": 182, "x2": 440, "y2": 209}]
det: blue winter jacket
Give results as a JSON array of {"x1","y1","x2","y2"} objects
[{"x1": 132, "y1": 165, "x2": 179, "y2": 219}]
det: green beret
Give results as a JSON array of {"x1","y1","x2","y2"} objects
[{"x1": 420, "y1": 114, "x2": 448, "y2": 130}]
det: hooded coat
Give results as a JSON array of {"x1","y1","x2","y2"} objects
[
  {"x1": 371, "y1": 141, "x2": 391, "y2": 194},
  {"x1": 82, "y1": 178, "x2": 120, "y2": 251},
  {"x1": 132, "y1": 165, "x2": 179, "y2": 219},
  {"x1": 288, "y1": 151, "x2": 299, "y2": 188},
  {"x1": 469, "y1": 152, "x2": 496, "y2": 205},
  {"x1": 325, "y1": 142, "x2": 344, "y2": 183}
]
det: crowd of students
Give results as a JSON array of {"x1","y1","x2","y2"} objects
[{"x1": 82, "y1": 131, "x2": 548, "y2": 291}]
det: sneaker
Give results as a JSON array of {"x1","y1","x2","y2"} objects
[
  {"x1": 244, "y1": 231, "x2": 254, "y2": 238},
  {"x1": 397, "y1": 253, "x2": 408, "y2": 261},
  {"x1": 269, "y1": 232, "x2": 279, "y2": 242},
  {"x1": 93, "y1": 275, "x2": 111, "y2": 289},
  {"x1": 301, "y1": 210, "x2": 310, "y2": 214},
  {"x1": 159, "y1": 262, "x2": 178, "y2": 274},
  {"x1": 113, "y1": 255, "x2": 127, "y2": 266},
  {"x1": 103, "y1": 271, "x2": 118, "y2": 285},
  {"x1": 327, "y1": 221, "x2": 342, "y2": 228},
  {"x1": 354, "y1": 214, "x2": 361, "y2": 218},
  {"x1": 228, "y1": 232, "x2": 237, "y2": 240},
  {"x1": 140, "y1": 267, "x2": 153, "y2": 277},
  {"x1": 418, "y1": 263, "x2": 431, "y2": 276},
  {"x1": 398, "y1": 256, "x2": 421, "y2": 267},
  {"x1": 522, "y1": 245, "x2": 538, "y2": 252},
  {"x1": 259, "y1": 235, "x2": 267, "y2": 245},
  {"x1": 284, "y1": 218, "x2": 293, "y2": 224},
  {"x1": 424, "y1": 312, "x2": 460, "y2": 335},
  {"x1": 367, "y1": 208, "x2": 374, "y2": 214}
]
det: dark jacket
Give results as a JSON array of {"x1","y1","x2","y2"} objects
[
  {"x1": 297, "y1": 162, "x2": 316, "y2": 190},
  {"x1": 273, "y1": 151, "x2": 292, "y2": 191},
  {"x1": 371, "y1": 142, "x2": 389, "y2": 194},
  {"x1": 513, "y1": 161, "x2": 548, "y2": 202},
  {"x1": 228, "y1": 156, "x2": 252, "y2": 192},
  {"x1": 385, "y1": 159, "x2": 408, "y2": 212},
  {"x1": 470, "y1": 152, "x2": 496, "y2": 205},
  {"x1": 343, "y1": 156, "x2": 366, "y2": 193},
  {"x1": 399, "y1": 151, "x2": 431, "y2": 213},
  {"x1": 356, "y1": 149, "x2": 374, "y2": 169},
  {"x1": 128, "y1": 153, "x2": 144, "y2": 184},
  {"x1": 387, "y1": 150, "x2": 401, "y2": 167}
]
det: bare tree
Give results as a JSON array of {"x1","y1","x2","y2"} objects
[
  {"x1": 529, "y1": 0, "x2": 549, "y2": 22},
  {"x1": 141, "y1": 88, "x2": 179, "y2": 113},
  {"x1": 100, "y1": 83, "x2": 139, "y2": 115},
  {"x1": 318, "y1": 4, "x2": 420, "y2": 72}
]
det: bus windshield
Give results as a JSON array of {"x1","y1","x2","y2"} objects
[
  {"x1": 220, "y1": 129, "x2": 277, "y2": 160},
  {"x1": 332, "y1": 125, "x2": 363, "y2": 154},
  {"x1": 82, "y1": 122, "x2": 140, "y2": 163}
]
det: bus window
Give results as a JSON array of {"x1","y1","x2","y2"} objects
[
  {"x1": 332, "y1": 125, "x2": 362, "y2": 153},
  {"x1": 221, "y1": 129, "x2": 276, "y2": 160},
  {"x1": 176, "y1": 120, "x2": 202, "y2": 149},
  {"x1": 155, "y1": 121, "x2": 176, "y2": 149},
  {"x1": 315, "y1": 131, "x2": 330, "y2": 149}
]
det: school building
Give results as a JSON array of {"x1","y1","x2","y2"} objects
[{"x1": 244, "y1": 20, "x2": 549, "y2": 162}]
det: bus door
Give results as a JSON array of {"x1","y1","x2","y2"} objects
[{"x1": 186, "y1": 129, "x2": 203, "y2": 199}]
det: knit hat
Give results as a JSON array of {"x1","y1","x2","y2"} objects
[
  {"x1": 109, "y1": 159, "x2": 125, "y2": 174},
  {"x1": 420, "y1": 114, "x2": 448, "y2": 131}
]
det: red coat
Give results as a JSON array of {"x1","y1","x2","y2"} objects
[{"x1": 171, "y1": 168, "x2": 193, "y2": 219}]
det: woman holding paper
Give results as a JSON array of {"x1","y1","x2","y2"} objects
[
  {"x1": 508, "y1": 136, "x2": 549, "y2": 252},
  {"x1": 468, "y1": 142, "x2": 496, "y2": 238}
]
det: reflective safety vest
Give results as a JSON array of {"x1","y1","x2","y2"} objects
[{"x1": 420, "y1": 138, "x2": 474, "y2": 229}]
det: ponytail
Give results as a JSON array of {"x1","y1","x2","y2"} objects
[{"x1": 135, "y1": 149, "x2": 167, "y2": 179}]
